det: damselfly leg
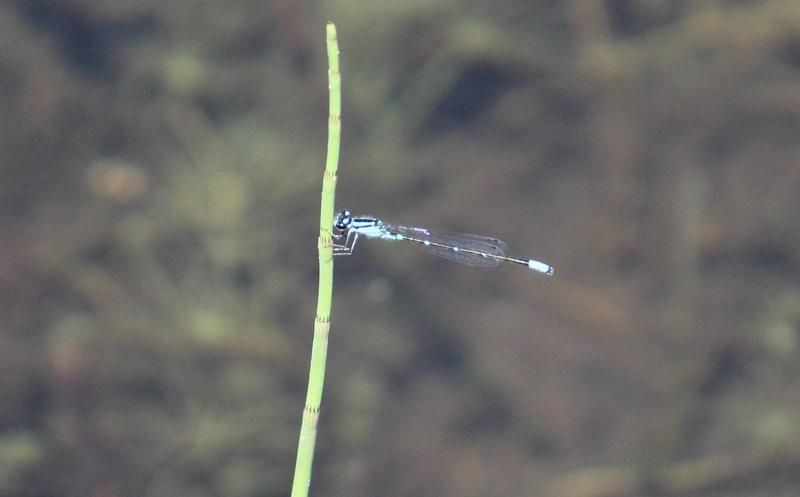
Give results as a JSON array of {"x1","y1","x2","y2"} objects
[{"x1": 332, "y1": 229, "x2": 359, "y2": 256}]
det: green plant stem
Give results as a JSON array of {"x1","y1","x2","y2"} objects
[{"x1": 290, "y1": 22, "x2": 340, "y2": 497}]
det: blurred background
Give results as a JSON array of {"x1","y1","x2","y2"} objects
[{"x1": 2, "y1": 1, "x2": 800, "y2": 496}]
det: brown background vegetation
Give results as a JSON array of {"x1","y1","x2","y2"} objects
[{"x1": 1, "y1": 1, "x2": 800, "y2": 496}]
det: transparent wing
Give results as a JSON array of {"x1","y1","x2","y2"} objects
[{"x1": 388, "y1": 224, "x2": 508, "y2": 267}]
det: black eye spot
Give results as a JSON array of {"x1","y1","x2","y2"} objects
[{"x1": 335, "y1": 209, "x2": 352, "y2": 230}]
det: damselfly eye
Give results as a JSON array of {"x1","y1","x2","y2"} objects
[{"x1": 334, "y1": 209, "x2": 352, "y2": 230}]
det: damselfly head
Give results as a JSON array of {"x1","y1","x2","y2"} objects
[{"x1": 334, "y1": 209, "x2": 352, "y2": 231}]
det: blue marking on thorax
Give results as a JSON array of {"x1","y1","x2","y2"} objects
[{"x1": 350, "y1": 217, "x2": 396, "y2": 240}]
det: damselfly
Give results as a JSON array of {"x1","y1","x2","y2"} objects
[{"x1": 332, "y1": 209, "x2": 553, "y2": 275}]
